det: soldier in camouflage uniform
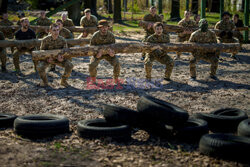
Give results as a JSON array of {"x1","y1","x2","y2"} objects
[
  {"x1": 0, "y1": 31, "x2": 7, "y2": 72},
  {"x1": 214, "y1": 12, "x2": 238, "y2": 59},
  {"x1": 144, "y1": 22, "x2": 174, "y2": 81},
  {"x1": 37, "y1": 23, "x2": 73, "y2": 87},
  {"x1": 232, "y1": 14, "x2": 244, "y2": 46},
  {"x1": 0, "y1": 13, "x2": 14, "y2": 39},
  {"x1": 61, "y1": 13, "x2": 74, "y2": 27},
  {"x1": 176, "y1": 11, "x2": 197, "y2": 59},
  {"x1": 189, "y1": 19, "x2": 219, "y2": 81},
  {"x1": 141, "y1": 6, "x2": 162, "y2": 60},
  {"x1": 79, "y1": 8, "x2": 98, "y2": 38},
  {"x1": 89, "y1": 20, "x2": 120, "y2": 83},
  {"x1": 36, "y1": 11, "x2": 52, "y2": 39}
]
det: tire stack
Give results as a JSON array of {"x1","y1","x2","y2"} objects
[{"x1": 195, "y1": 109, "x2": 250, "y2": 162}]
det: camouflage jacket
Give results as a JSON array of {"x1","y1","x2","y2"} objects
[
  {"x1": 40, "y1": 35, "x2": 67, "y2": 50},
  {"x1": 60, "y1": 27, "x2": 73, "y2": 39},
  {"x1": 145, "y1": 33, "x2": 170, "y2": 56},
  {"x1": 36, "y1": 17, "x2": 52, "y2": 26},
  {"x1": 177, "y1": 19, "x2": 197, "y2": 38},
  {"x1": 143, "y1": 14, "x2": 162, "y2": 34},
  {"x1": 63, "y1": 19, "x2": 74, "y2": 27},
  {"x1": 90, "y1": 31, "x2": 115, "y2": 46},
  {"x1": 80, "y1": 15, "x2": 98, "y2": 27},
  {"x1": 214, "y1": 20, "x2": 235, "y2": 31},
  {"x1": 0, "y1": 19, "x2": 14, "y2": 39}
]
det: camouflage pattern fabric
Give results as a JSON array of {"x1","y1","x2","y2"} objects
[
  {"x1": 144, "y1": 33, "x2": 174, "y2": 80},
  {"x1": 63, "y1": 19, "x2": 74, "y2": 27},
  {"x1": 59, "y1": 27, "x2": 73, "y2": 39},
  {"x1": 80, "y1": 15, "x2": 98, "y2": 27},
  {"x1": 177, "y1": 19, "x2": 197, "y2": 42},
  {"x1": 0, "y1": 19, "x2": 14, "y2": 39},
  {"x1": 36, "y1": 17, "x2": 52, "y2": 38},
  {"x1": 37, "y1": 35, "x2": 73, "y2": 85},
  {"x1": 0, "y1": 31, "x2": 6, "y2": 68},
  {"x1": 13, "y1": 48, "x2": 35, "y2": 71},
  {"x1": 89, "y1": 31, "x2": 120, "y2": 79},
  {"x1": 189, "y1": 29, "x2": 219, "y2": 77}
]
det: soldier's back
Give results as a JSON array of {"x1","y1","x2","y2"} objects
[
  {"x1": 189, "y1": 29, "x2": 217, "y2": 43},
  {"x1": 90, "y1": 31, "x2": 115, "y2": 45},
  {"x1": 41, "y1": 35, "x2": 66, "y2": 50},
  {"x1": 146, "y1": 33, "x2": 170, "y2": 43}
]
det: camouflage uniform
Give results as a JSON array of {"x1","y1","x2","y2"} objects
[
  {"x1": 89, "y1": 31, "x2": 120, "y2": 80},
  {"x1": 37, "y1": 35, "x2": 73, "y2": 86},
  {"x1": 142, "y1": 14, "x2": 162, "y2": 41},
  {"x1": 214, "y1": 20, "x2": 238, "y2": 43},
  {"x1": 0, "y1": 19, "x2": 14, "y2": 39},
  {"x1": 0, "y1": 31, "x2": 6, "y2": 71},
  {"x1": 189, "y1": 29, "x2": 219, "y2": 78},
  {"x1": 36, "y1": 17, "x2": 52, "y2": 38},
  {"x1": 62, "y1": 19, "x2": 74, "y2": 27},
  {"x1": 60, "y1": 27, "x2": 73, "y2": 39},
  {"x1": 144, "y1": 33, "x2": 174, "y2": 80},
  {"x1": 80, "y1": 15, "x2": 98, "y2": 27}
]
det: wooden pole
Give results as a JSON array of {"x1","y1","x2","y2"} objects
[
  {"x1": 32, "y1": 42, "x2": 240, "y2": 61},
  {"x1": 0, "y1": 38, "x2": 90, "y2": 48},
  {"x1": 201, "y1": 0, "x2": 206, "y2": 18},
  {"x1": 244, "y1": 0, "x2": 249, "y2": 43}
]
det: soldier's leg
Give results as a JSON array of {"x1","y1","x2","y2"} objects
[
  {"x1": 88, "y1": 56, "x2": 101, "y2": 83},
  {"x1": 230, "y1": 38, "x2": 240, "y2": 60},
  {"x1": 156, "y1": 54, "x2": 174, "y2": 80},
  {"x1": 57, "y1": 60, "x2": 74, "y2": 87},
  {"x1": 144, "y1": 54, "x2": 155, "y2": 81},
  {"x1": 105, "y1": 56, "x2": 121, "y2": 83},
  {"x1": 0, "y1": 49, "x2": 7, "y2": 72},
  {"x1": 141, "y1": 34, "x2": 150, "y2": 61},
  {"x1": 37, "y1": 61, "x2": 50, "y2": 86},
  {"x1": 208, "y1": 54, "x2": 219, "y2": 79},
  {"x1": 189, "y1": 54, "x2": 198, "y2": 80},
  {"x1": 12, "y1": 49, "x2": 23, "y2": 72}
]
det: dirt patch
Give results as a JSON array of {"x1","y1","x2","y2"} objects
[{"x1": 0, "y1": 32, "x2": 249, "y2": 166}]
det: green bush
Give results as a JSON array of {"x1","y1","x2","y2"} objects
[{"x1": 26, "y1": 0, "x2": 39, "y2": 9}]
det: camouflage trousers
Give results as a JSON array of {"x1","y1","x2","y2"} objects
[
  {"x1": 144, "y1": 53, "x2": 174, "y2": 80},
  {"x1": 141, "y1": 33, "x2": 153, "y2": 58},
  {"x1": 89, "y1": 55, "x2": 120, "y2": 79},
  {"x1": 0, "y1": 49, "x2": 6, "y2": 68},
  {"x1": 37, "y1": 59, "x2": 73, "y2": 84},
  {"x1": 190, "y1": 52, "x2": 219, "y2": 78},
  {"x1": 13, "y1": 48, "x2": 37, "y2": 71}
]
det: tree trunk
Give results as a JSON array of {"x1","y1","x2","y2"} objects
[
  {"x1": 104, "y1": 0, "x2": 113, "y2": 14},
  {"x1": 114, "y1": 0, "x2": 122, "y2": 23},
  {"x1": 123, "y1": 0, "x2": 128, "y2": 11},
  {"x1": 0, "y1": 39, "x2": 90, "y2": 48},
  {"x1": 170, "y1": 0, "x2": 181, "y2": 21},
  {"x1": 32, "y1": 42, "x2": 240, "y2": 61},
  {"x1": 146, "y1": 0, "x2": 149, "y2": 8},
  {"x1": 67, "y1": 1, "x2": 82, "y2": 26},
  {"x1": 0, "y1": 0, "x2": 7, "y2": 15}
]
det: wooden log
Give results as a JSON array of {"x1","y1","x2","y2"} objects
[
  {"x1": 0, "y1": 25, "x2": 113, "y2": 34},
  {"x1": 32, "y1": 42, "x2": 240, "y2": 61},
  {"x1": 0, "y1": 38, "x2": 90, "y2": 48},
  {"x1": 139, "y1": 21, "x2": 249, "y2": 33}
]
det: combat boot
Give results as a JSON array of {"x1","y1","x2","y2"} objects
[{"x1": 60, "y1": 77, "x2": 70, "y2": 87}]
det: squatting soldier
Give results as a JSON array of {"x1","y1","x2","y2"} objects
[
  {"x1": 214, "y1": 12, "x2": 238, "y2": 59},
  {"x1": 176, "y1": 11, "x2": 197, "y2": 60},
  {"x1": 89, "y1": 20, "x2": 120, "y2": 84},
  {"x1": 0, "y1": 31, "x2": 7, "y2": 72},
  {"x1": 0, "y1": 13, "x2": 14, "y2": 39},
  {"x1": 144, "y1": 22, "x2": 174, "y2": 81},
  {"x1": 79, "y1": 8, "x2": 98, "y2": 38},
  {"x1": 232, "y1": 14, "x2": 244, "y2": 48},
  {"x1": 36, "y1": 11, "x2": 52, "y2": 38},
  {"x1": 37, "y1": 23, "x2": 73, "y2": 87},
  {"x1": 141, "y1": 6, "x2": 162, "y2": 61},
  {"x1": 49, "y1": 19, "x2": 74, "y2": 72},
  {"x1": 13, "y1": 18, "x2": 36, "y2": 74},
  {"x1": 189, "y1": 19, "x2": 219, "y2": 81},
  {"x1": 61, "y1": 13, "x2": 74, "y2": 27}
]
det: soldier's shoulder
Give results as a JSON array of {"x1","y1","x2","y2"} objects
[
  {"x1": 67, "y1": 18, "x2": 73, "y2": 22},
  {"x1": 216, "y1": 20, "x2": 223, "y2": 25},
  {"x1": 42, "y1": 35, "x2": 52, "y2": 41},
  {"x1": 58, "y1": 35, "x2": 66, "y2": 41},
  {"x1": 207, "y1": 29, "x2": 215, "y2": 34},
  {"x1": 191, "y1": 29, "x2": 201, "y2": 36},
  {"x1": 92, "y1": 31, "x2": 100, "y2": 38},
  {"x1": 107, "y1": 31, "x2": 115, "y2": 37},
  {"x1": 62, "y1": 27, "x2": 71, "y2": 32},
  {"x1": 178, "y1": 19, "x2": 185, "y2": 24}
]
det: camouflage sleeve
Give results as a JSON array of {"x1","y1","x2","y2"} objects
[
  {"x1": 143, "y1": 14, "x2": 150, "y2": 21},
  {"x1": 90, "y1": 33, "x2": 98, "y2": 46},
  {"x1": 110, "y1": 33, "x2": 115, "y2": 44},
  {"x1": 177, "y1": 20, "x2": 183, "y2": 26},
  {"x1": 63, "y1": 38, "x2": 68, "y2": 48},
  {"x1": 211, "y1": 32, "x2": 217, "y2": 43},
  {"x1": 69, "y1": 20, "x2": 75, "y2": 26},
  {"x1": 214, "y1": 21, "x2": 220, "y2": 30},
  {"x1": 40, "y1": 38, "x2": 48, "y2": 50},
  {"x1": 80, "y1": 17, "x2": 84, "y2": 27},
  {"x1": 189, "y1": 32, "x2": 196, "y2": 42}
]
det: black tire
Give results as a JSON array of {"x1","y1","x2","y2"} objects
[
  {"x1": 14, "y1": 114, "x2": 69, "y2": 138},
  {"x1": 0, "y1": 113, "x2": 17, "y2": 128},
  {"x1": 199, "y1": 133, "x2": 250, "y2": 161},
  {"x1": 102, "y1": 104, "x2": 138, "y2": 126},
  {"x1": 173, "y1": 118, "x2": 209, "y2": 142},
  {"x1": 137, "y1": 95, "x2": 189, "y2": 126},
  {"x1": 238, "y1": 119, "x2": 250, "y2": 138},
  {"x1": 195, "y1": 108, "x2": 248, "y2": 133},
  {"x1": 77, "y1": 119, "x2": 131, "y2": 141}
]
